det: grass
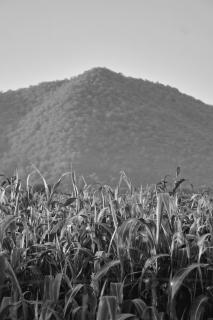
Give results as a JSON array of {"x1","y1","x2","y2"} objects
[{"x1": 0, "y1": 167, "x2": 213, "y2": 319}]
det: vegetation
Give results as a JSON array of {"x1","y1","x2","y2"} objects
[
  {"x1": 1, "y1": 67, "x2": 213, "y2": 187},
  {"x1": 0, "y1": 167, "x2": 213, "y2": 319}
]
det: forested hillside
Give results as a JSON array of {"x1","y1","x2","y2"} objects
[{"x1": 0, "y1": 67, "x2": 213, "y2": 187}]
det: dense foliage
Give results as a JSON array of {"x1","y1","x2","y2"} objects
[
  {"x1": 0, "y1": 167, "x2": 213, "y2": 319},
  {"x1": 1, "y1": 68, "x2": 213, "y2": 186}
]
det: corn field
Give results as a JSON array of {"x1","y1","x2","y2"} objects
[{"x1": 0, "y1": 167, "x2": 213, "y2": 320}]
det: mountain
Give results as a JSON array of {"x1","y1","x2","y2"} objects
[{"x1": 0, "y1": 67, "x2": 213, "y2": 187}]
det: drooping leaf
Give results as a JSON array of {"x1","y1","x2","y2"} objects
[
  {"x1": 64, "y1": 197, "x2": 76, "y2": 206},
  {"x1": 131, "y1": 298, "x2": 147, "y2": 316},
  {"x1": 48, "y1": 172, "x2": 71, "y2": 206},
  {"x1": 31, "y1": 165, "x2": 50, "y2": 200},
  {"x1": 93, "y1": 259, "x2": 120, "y2": 282},
  {"x1": 189, "y1": 294, "x2": 209, "y2": 320},
  {"x1": 171, "y1": 178, "x2": 186, "y2": 196},
  {"x1": 170, "y1": 263, "x2": 208, "y2": 303}
]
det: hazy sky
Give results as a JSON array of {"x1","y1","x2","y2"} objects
[{"x1": 0, "y1": 0, "x2": 213, "y2": 104}]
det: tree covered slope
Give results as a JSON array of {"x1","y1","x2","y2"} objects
[{"x1": 0, "y1": 67, "x2": 213, "y2": 187}]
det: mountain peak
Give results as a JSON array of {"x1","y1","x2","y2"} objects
[
  {"x1": 82, "y1": 66, "x2": 118, "y2": 76},
  {"x1": 77, "y1": 67, "x2": 123, "y2": 83}
]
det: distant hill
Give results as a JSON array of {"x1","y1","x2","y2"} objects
[{"x1": 0, "y1": 67, "x2": 213, "y2": 187}]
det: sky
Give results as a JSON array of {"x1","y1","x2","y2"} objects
[{"x1": 0, "y1": 0, "x2": 213, "y2": 105}]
